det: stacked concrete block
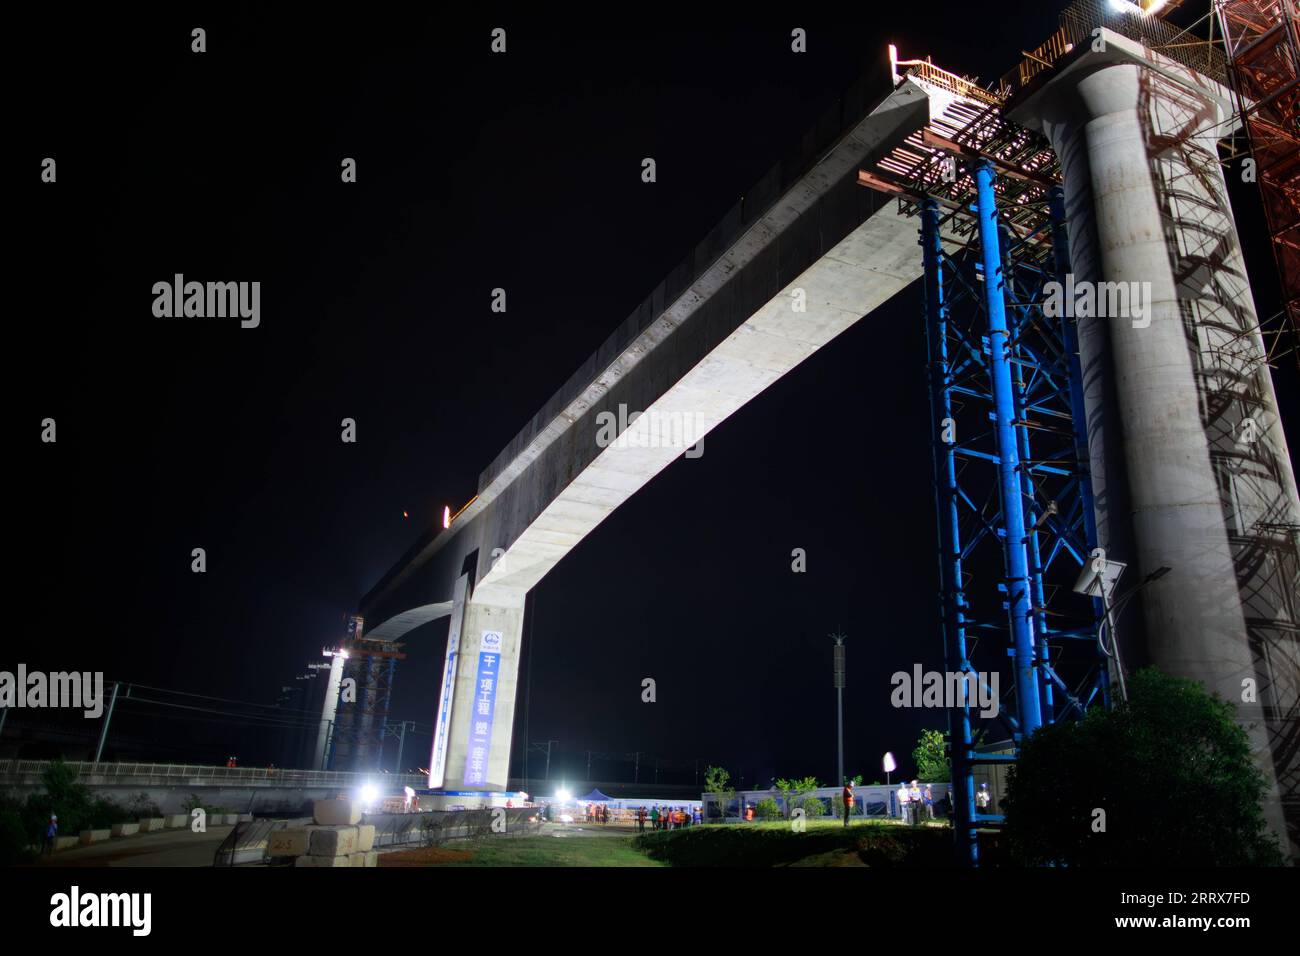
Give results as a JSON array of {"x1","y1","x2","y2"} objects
[
  {"x1": 138, "y1": 818, "x2": 167, "y2": 832},
  {"x1": 267, "y1": 828, "x2": 312, "y2": 858},
  {"x1": 312, "y1": 799, "x2": 362, "y2": 826},
  {"x1": 275, "y1": 801, "x2": 376, "y2": 867},
  {"x1": 294, "y1": 853, "x2": 351, "y2": 867},
  {"x1": 308, "y1": 826, "x2": 358, "y2": 858},
  {"x1": 356, "y1": 824, "x2": 376, "y2": 852},
  {"x1": 110, "y1": 822, "x2": 139, "y2": 837}
]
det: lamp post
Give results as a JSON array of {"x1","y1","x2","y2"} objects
[{"x1": 831, "y1": 632, "x2": 846, "y2": 786}]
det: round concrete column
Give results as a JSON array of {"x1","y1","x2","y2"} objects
[{"x1": 1010, "y1": 34, "x2": 1299, "y2": 856}]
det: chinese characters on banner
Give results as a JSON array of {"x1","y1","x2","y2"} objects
[{"x1": 462, "y1": 630, "x2": 503, "y2": 787}]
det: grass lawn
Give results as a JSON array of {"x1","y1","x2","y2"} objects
[{"x1": 381, "y1": 834, "x2": 664, "y2": 867}]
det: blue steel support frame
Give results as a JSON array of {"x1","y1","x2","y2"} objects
[
  {"x1": 920, "y1": 166, "x2": 1106, "y2": 865},
  {"x1": 922, "y1": 198, "x2": 978, "y2": 865},
  {"x1": 975, "y1": 161, "x2": 1043, "y2": 740}
]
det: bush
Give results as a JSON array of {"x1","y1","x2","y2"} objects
[
  {"x1": 754, "y1": 798, "x2": 782, "y2": 820},
  {"x1": 0, "y1": 797, "x2": 36, "y2": 866},
  {"x1": 797, "y1": 797, "x2": 826, "y2": 818},
  {"x1": 632, "y1": 823, "x2": 953, "y2": 867},
  {"x1": 1004, "y1": 668, "x2": 1284, "y2": 866}
]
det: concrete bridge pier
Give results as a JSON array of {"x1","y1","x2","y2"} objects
[
  {"x1": 1010, "y1": 29, "x2": 1300, "y2": 857},
  {"x1": 437, "y1": 595, "x2": 526, "y2": 793}
]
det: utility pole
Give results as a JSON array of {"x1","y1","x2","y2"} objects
[
  {"x1": 633, "y1": 751, "x2": 640, "y2": 784},
  {"x1": 585, "y1": 749, "x2": 593, "y2": 780},
  {"x1": 392, "y1": 720, "x2": 414, "y2": 773},
  {"x1": 832, "y1": 632, "x2": 846, "y2": 786},
  {"x1": 544, "y1": 740, "x2": 558, "y2": 780},
  {"x1": 95, "y1": 682, "x2": 129, "y2": 763}
]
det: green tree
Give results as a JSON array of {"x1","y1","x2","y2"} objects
[
  {"x1": 703, "y1": 766, "x2": 734, "y2": 823},
  {"x1": 774, "y1": 776, "x2": 820, "y2": 819},
  {"x1": 754, "y1": 797, "x2": 782, "y2": 820},
  {"x1": 1004, "y1": 668, "x2": 1283, "y2": 866},
  {"x1": 913, "y1": 729, "x2": 951, "y2": 782}
]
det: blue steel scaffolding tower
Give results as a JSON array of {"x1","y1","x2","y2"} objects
[{"x1": 862, "y1": 83, "x2": 1107, "y2": 864}]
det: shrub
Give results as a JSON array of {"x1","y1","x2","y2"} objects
[{"x1": 1004, "y1": 668, "x2": 1284, "y2": 866}]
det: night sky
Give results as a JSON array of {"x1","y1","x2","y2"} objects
[{"x1": 13, "y1": 3, "x2": 1295, "y2": 789}]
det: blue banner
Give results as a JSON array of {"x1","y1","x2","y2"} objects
[{"x1": 462, "y1": 630, "x2": 503, "y2": 787}]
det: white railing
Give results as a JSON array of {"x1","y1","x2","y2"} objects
[{"x1": 0, "y1": 759, "x2": 426, "y2": 789}]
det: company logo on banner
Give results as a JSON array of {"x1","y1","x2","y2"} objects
[{"x1": 462, "y1": 630, "x2": 503, "y2": 787}]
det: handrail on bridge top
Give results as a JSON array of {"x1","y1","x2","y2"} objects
[
  {"x1": 889, "y1": 45, "x2": 1004, "y2": 107},
  {"x1": 0, "y1": 758, "x2": 426, "y2": 788}
]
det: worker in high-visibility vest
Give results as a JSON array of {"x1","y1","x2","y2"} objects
[{"x1": 841, "y1": 781, "x2": 855, "y2": 827}]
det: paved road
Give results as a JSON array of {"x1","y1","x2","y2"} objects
[{"x1": 33, "y1": 825, "x2": 234, "y2": 867}]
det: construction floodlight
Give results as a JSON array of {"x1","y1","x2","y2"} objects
[{"x1": 1073, "y1": 558, "x2": 1126, "y2": 598}]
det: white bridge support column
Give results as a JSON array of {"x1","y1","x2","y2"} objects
[
  {"x1": 437, "y1": 595, "x2": 526, "y2": 793},
  {"x1": 1011, "y1": 30, "x2": 1300, "y2": 857}
]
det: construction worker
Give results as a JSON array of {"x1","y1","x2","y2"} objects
[
  {"x1": 897, "y1": 780, "x2": 911, "y2": 824},
  {"x1": 909, "y1": 781, "x2": 923, "y2": 825},
  {"x1": 841, "y1": 780, "x2": 855, "y2": 827},
  {"x1": 43, "y1": 814, "x2": 58, "y2": 855}
]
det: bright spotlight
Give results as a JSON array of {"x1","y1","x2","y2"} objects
[
  {"x1": 360, "y1": 784, "x2": 380, "y2": 806},
  {"x1": 1108, "y1": 0, "x2": 1139, "y2": 12},
  {"x1": 556, "y1": 788, "x2": 572, "y2": 803}
]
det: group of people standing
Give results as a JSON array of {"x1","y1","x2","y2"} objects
[
  {"x1": 896, "y1": 780, "x2": 935, "y2": 824},
  {"x1": 635, "y1": 805, "x2": 699, "y2": 831}
]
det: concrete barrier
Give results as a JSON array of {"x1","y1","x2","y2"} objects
[
  {"x1": 356, "y1": 824, "x2": 376, "y2": 852},
  {"x1": 295, "y1": 853, "x2": 351, "y2": 867},
  {"x1": 267, "y1": 828, "x2": 312, "y2": 858},
  {"x1": 348, "y1": 850, "x2": 378, "y2": 867},
  {"x1": 313, "y1": 799, "x2": 362, "y2": 826},
  {"x1": 54, "y1": 836, "x2": 79, "y2": 851},
  {"x1": 79, "y1": 829, "x2": 111, "y2": 845},
  {"x1": 308, "y1": 826, "x2": 358, "y2": 857},
  {"x1": 110, "y1": 822, "x2": 139, "y2": 837},
  {"x1": 138, "y1": 818, "x2": 167, "y2": 832},
  {"x1": 164, "y1": 814, "x2": 188, "y2": 828},
  {"x1": 237, "y1": 812, "x2": 254, "y2": 823}
]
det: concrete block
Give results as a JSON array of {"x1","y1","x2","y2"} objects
[
  {"x1": 138, "y1": 818, "x2": 167, "y2": 832},
  {"x1": 237, "y1": 813, "x2": 254, "y2": 823},
  {"x1": 308, "y1": 825, "x2": 358, "y2": 858},
  {"x1": 295, "y1": 853, "x2": 351, "y2": 868},
  {"x1": 348, "y1": 850, "x2": 379, "y2": 867},
  {"x1": 356, "y1": 824, "x2": 376, "y2": 852},
  {"x1": 54, "y1": 836, "x2": 79, "y2": 851},
  {"x1": 313, "y1": 799, "x2": 362, "y2": 826},
  {"x1": 267, "y1": 828, "x2": 312, "y2": 858},
  {"x1": 110, "y1": 823, "x2": 139, "y2": 837},
  {"x1": 79, "y1": 829, "x2": 111, "y2": 845},
  {"x1": 164, "y1": 814, "x2": 188, "y2": 828}
]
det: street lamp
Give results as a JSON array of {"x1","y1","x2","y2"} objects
[
  {"x1": 1074, "y1": 559, "x2": 1171, "y2": 701},
  {"x1": 831, "y1": 632, "x2": 847, "y2": 786}
]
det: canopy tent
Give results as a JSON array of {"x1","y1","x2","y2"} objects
[{"x1": 579, "y1": 789, "x2": 612, "y2": 802}]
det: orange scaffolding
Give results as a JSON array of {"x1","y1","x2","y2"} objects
[{"x1": 1219, "y1": 0, "x2": 1300, "y2": 371}]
